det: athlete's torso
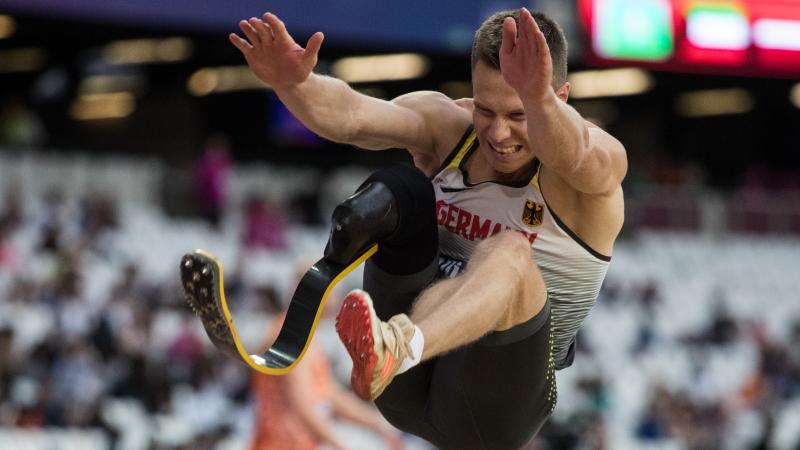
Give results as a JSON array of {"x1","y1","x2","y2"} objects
[{"x1": 432, "y1": 126, "x2": 611, "y2": 369}]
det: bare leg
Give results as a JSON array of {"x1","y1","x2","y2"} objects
[{"x1": 411, "y1": 230, "x2": 547, "y2": 360}]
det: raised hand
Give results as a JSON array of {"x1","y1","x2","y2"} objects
[
  {"x1": 499, "y1": 8, "x2": 553, "y2": 102},
  {"x1": 229, "y1": 12, "x2": 324, "y2": 89}
]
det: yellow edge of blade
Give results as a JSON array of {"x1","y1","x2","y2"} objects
[{"x1": 197, "y1": 244, "x2": 378, "y2": 376}]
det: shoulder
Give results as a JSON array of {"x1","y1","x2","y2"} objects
[
  {"x1": 454, "y1": 97, "x2": 474, "y2": 112},
  {"x1": 393, "y1": 92, "x2": 474, "y2": 174},
  {"x1": 392, "y1": 90, "x2": 457, "y2": 107},
  {"x1": 391, "y1": 91, "x2": 470, "y2": 127}
]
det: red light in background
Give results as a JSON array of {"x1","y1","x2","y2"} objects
[{"x1": 578, "y1": 0, "x2": 800, "y2": 77}]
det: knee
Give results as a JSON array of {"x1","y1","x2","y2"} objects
[
  {"x1": 499, "y1": 230, "x2": 535, "y2": 265},
  {"x1": 475, "y1": 231, "x2": 535, "y2": 281},
  {"x1": 479, "y1": 232, "x2": 545, "y2": 330}
]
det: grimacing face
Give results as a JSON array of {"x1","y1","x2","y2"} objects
[{"x1": 470, "y1": 61, "x2": 569, "y2": 182}]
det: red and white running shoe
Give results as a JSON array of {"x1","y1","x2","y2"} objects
[{"x1": 335, "y1": 289, "x2": 416, "y2": 401}]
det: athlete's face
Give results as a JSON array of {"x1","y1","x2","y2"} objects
[{"x1": 471, "y1": 61, "x2": 568, "y2": 181}]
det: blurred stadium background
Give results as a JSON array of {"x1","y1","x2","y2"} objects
[{"x1": 0, "y1": 0, "x2": 799, "y2": 449}]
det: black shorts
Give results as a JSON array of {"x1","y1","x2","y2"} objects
[{"x1": 363, "y1": 258, "x2": 557, "y2": 450}]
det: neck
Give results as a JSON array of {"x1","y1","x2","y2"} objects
[{"x1": 467, "y1": 149, "x2": 537, "y2": 185}]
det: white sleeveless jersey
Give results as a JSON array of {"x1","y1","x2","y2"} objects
[{"x1": 432, "y1": 127, "x2": 611, "y2": 369}]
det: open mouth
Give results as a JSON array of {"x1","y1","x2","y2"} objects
[{"x1": 490, "y1": 142, "x2": 523, "y2": 155}]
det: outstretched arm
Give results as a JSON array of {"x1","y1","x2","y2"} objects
[
  {"x1": 500, "y1": 8, "x2": 627, "y2": 195},
  {"x1": 230, "y1": 13, "x2": 456, "y2": 158}
]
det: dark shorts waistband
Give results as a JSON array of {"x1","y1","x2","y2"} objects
[{"x1": 479, "y1": 297, "x2": 550, "y2": 347}]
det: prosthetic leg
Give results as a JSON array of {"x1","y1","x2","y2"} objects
[
  {"x1": 180, "y1": 179, "x2": 400, "y2": 375},
  {"x1": 180, "y1": 246, "x2": 377, "y2": 375}
]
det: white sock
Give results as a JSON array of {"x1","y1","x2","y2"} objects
[{"x1": 397, "y1": 326, "x2": 424, "y2": 375}]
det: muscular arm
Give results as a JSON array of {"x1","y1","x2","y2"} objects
[
  {"x1": 276, "y1": 76, "x2": 453, "y2": 155},
  {"x1": 523, "y1": 95, "x2": 627, "y2": 195},
  {"x1": 500, "y1": 8, "x2": 627, "y2": 195},
  {"x1": 230, "y1": 13, "x2": 461, "y2": 163}
]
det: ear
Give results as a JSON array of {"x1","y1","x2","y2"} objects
[{"x1": 555, "y1": 82, "x2": 570, "y2": 102}]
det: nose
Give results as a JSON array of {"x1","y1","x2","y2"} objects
[{"x1": 486, "y1": 118, "x2": 511, "y2": 143}]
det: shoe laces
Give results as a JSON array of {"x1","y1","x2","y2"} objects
[{"x1": 384, "y1": 316, "x2": 414, "y2": 361}]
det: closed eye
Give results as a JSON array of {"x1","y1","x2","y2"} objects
[{"x1": 475, "y1": 106, "x2": 493, "y2": 117}]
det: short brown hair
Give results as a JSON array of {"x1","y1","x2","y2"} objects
[{"x1": 471, "y1": 10, "x2": 568, "y2": 88}]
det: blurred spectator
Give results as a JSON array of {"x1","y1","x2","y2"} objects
[
  {"x1": 636, "y1": 385, "x2": 673, "y2": 440},
  {"x1": 250, "y1": 265, "x2": 404, "y2": 450},
  {"x1": 242, "y1": 195, "x2": 288, "y2": 250},
  {"x1": 80, "y1": 192, "x2": 118, "y2": 234},
  {"x1": 10, "y1": 376, "x2": 48, "y2": 428},
  {"x1": 78, "y1": 192, "x2": 119, "y2": 256},
  {"x1": 250, "y1": 316, "x2": 404, "y2": 450},
  {"x1": 46, "y1": 255, "x2": 96, "y2": 343},
  {"x1": 636, "y1": 385, "x2": 728, "y2": 449},
  {"x1": 701, "y1": 303, "x2": 738, "y2": 346},
  {"x1": 171, "y1": 356, "x2": 232, "y2": 436},
  {"x1": 0, "y1": 328, "x2": 17, "y2": 423},
  {"x1": 0, "y1": 220, "x2": 19, "y2": 273},
  {"x1": 1, "y1": 185, "x2": 23, "y2": 232},
  {"x1": 38, "y1": 188, "x2": 67, "y2": 254},
  {"x1": 49, "y1": 339, "x2": 105, "y2": 426},
  {"x1": 193, "y1": 134, "x2": 232, "y2": 228},
  {"x1": 166, "y1": 315, "x2": 205, "y2": 381}
]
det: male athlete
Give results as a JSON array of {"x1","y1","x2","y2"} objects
[{"x1": 229, "y1": 7, "x2": 626, "y2": 449}]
